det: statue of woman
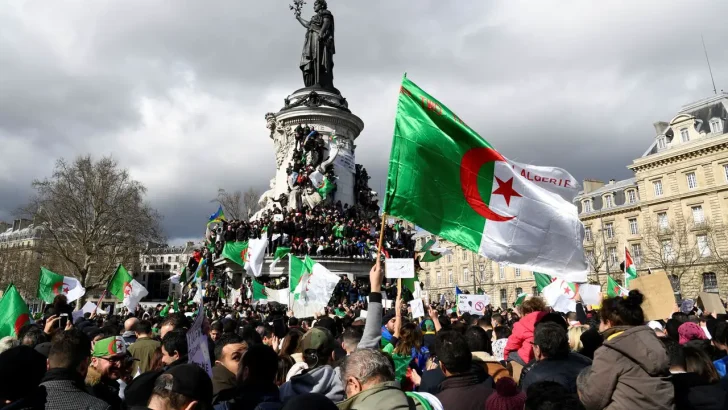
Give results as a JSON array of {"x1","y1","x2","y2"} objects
[{"x1": 296, "y1": 0, "x2": 335, "y2": 90}]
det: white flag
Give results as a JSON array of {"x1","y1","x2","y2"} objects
[
  {"x1": 123, "y1": 279, "x2": 148, "y2": 312},
  {"x1": 62, "y1": 276, "x2": 86, "y2": 303},
  {"x1": 244, "y1": 238, "x2": 268, "y2": 277},
  {"x1": 299, "y1": 261, "x2": 339, "y2": 310},
  {"x1": 541, "y1": 279, "x2": 577, "y2": 313}
]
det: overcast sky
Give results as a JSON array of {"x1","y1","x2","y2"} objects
[{"x1": 2, "y1": 0, "x2": 727, "y2": 244}]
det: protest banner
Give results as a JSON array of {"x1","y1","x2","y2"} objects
[
  {"x1": 698, "y1": 292, "x2": 726, "y2": 315},
  {"x1": 457, "y1": 294, "x2": 490, "y2": 315},
  {"x1": 187, "y1": 305, "x2": 212, "y2": 377},
  {"x1": 409, "y1": 299, "x2": 425, "y2": 318},
  {"x1": 627, "y1": 272, "x2": 675, "y2": 321},
  {"x1": 384, "y1": 258, "x2": 415, "y2": 279}
]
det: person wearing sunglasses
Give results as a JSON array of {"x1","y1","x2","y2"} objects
[{"x1": 87, "y1": 336, "x2": 128, "y2": 410}]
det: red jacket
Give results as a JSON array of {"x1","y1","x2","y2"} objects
[{"x1": 503, "y1": 311, "x2": 547, "y2": 364}]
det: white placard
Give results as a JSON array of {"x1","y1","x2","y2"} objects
[
  {"x1": 335, "y1": 151, "x2": 356, "y2": 173},
  {"x1": 409, "y1": 299, "x2": 425, "y2": 318},
  {"x1": 187, "y1": 306, "x2": 213, "y2": 377},
  {"x1": 385, "y1": 258, "x2": 415, "y2": 279},
  {"x1": 457, "y1": 294, "x2": 490, "y2": 315},
  {"x1": 359, "y1": 310, "x2": 368, "y2": 318},
  {"x1": 273, "y1": 214, "x2": 284, "y2": 222}
]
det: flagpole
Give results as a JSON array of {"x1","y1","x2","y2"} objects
[{"x1": 376, "y1": 213, "x2": 400, "y2": 299}]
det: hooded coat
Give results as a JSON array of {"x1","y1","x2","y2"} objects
[
  {"x1": 279, "y1": 365, "x2": 345, "y2": 403},
  {"x1": 579, "y1": 326, "x2": 674, "y2": 410},
  {"x1": 503, "y1": 311, "x2": 547, "y2": 364}
]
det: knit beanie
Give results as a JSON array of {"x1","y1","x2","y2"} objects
[{"x1": 485, "y1": 377, "x2": 526, "y2": 410}]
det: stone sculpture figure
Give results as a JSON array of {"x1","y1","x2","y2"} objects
[{"x1": 294, "y1": 0, "x2": 336, "y2": 90}]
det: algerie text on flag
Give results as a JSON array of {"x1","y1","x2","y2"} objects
[
  {"x1": 38, "y1": 267, "x2": 86, "y2": 304},
  {"x1": 383, "y1": 77, "x2": 588, "y2": 283},
  {"x1": 0, "y1": 284, "x2": 31, "y2": 338}
]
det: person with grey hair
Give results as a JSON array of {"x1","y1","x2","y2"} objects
[
  {"x1": 0, "y1": 337, "x2": 20, "y2": 354},
  {"x1": 337, "y1": 349, "x2": 442, "y2": 410}
]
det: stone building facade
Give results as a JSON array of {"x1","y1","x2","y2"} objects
[
  {"x1": 419, "y1": 92, "x2": 728, "y2": 304},
  {"x1": 139, "y1": 242, "x2": 196, "y2": 301}
]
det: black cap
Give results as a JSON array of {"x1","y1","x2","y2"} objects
[
  {"x1": 382, "y1": 313, "x2": 395, "y2": 326},
  {"x1": 162, "y1": 364, "x2": 213, "y2": 408}
]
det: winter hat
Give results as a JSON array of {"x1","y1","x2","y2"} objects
[
  {"x1": 485, "y1": 377, "x2": 526, "y2": 410},
  {"x1": 92, "y1": 336, "x2": 126, "y2": 358},
  {"x1": 0, "y1": 346, "x2": 47, "y2": 403},
  {"x1": 678, "y1": 322, "x2": 707, "y2": 345}
]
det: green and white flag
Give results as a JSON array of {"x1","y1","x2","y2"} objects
[
  {"x1": 534, "y1": 272, "x2": 553, "y2": 293},
  {"x1": 292, "y1": 256, "x2": 339, "y2": 308},
  {"x1": 269, "y1": 247, "x2": 291, "y2": 272},
  {"x1": 109, "y1": 265, "x2": 148, "y2": 312},
  {"x1": 252, "y1": 280, "x2": 267, "y2": 301},
  {"x1": 221, "y1": 241, "x2": 249, "y2": 267},
  {"x1": 0, "y1": 285, "x2": 30, "y2": 338},
  {"x1": 384, "y1": 77, "x2": 588, "y2": 282},
  {"x1": 419, "y1": 239, "x2": 453, "y2": 263},
  {"x1": 607, "y1": 275, "x2": 629, "y2": 298},
  {"x1": 244, "y1": 239, "x2": 268, "y2": 277},
  {"x1": 38, "y1": 267, "x2": 86, "y2": 304},
  {"x1": 514, "y1": 292, "x2": 529, "y2": 307},
  {"x1": 289, "y1": 255, "x2": 309, "y2": 300}
]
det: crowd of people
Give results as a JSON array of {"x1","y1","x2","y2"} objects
[
  {"x1": 207, "y1": 203, "x2": 415, "y2": 262},
  {"x1": 3, "y1": 261, "x2": 728, "y2": 410}
]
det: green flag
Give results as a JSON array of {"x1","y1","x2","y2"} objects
[
  {"x1": 218, "y1": 287, "x2": 225, "y2": 300},
  {"x1": 179, "y1": 267, "x2": 187, "y2": 285},
  {"x1": 109, "y1": 265, "x2": 133, "y2": 301},
  {"x1": 0, "y1": 285, "x2": 30, "y2": 338},
  {"x1": 173, "y1": 298, "x2": 180, "y2": 313},
  {"x1": 289, "y1": 255, "x2": 307, "y2": 295},
  {"x1": 159, "y1": 304, "x2": 170, "y2": 318},
  {"x1": 274, "y1": 247, "x2": 291, "y2": 260},
  {"x1": 534, "y1": 272, "x2": 553, "y2": 293},
  {"x1": 221, "y1": 241, "x2": 249, "y2": 267},
  {"x1": 607, "y1": 276, "x2": 628, "y2": 298},
  {"x1": 514, "y1": 292, "x2": 528, "y2": 307},
  {"x1": 253, "y1": 280, "x2": 268, "y2": 300}
]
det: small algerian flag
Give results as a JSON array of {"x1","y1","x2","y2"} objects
[
  {"x1": 0, "y1": 284, "x2": 30, "y2": 338},
  {"x1": 252, "y1": 280, "x2": 268, "y2": 300},
  {"x1": 109, "y1": 264, "x2": 148, "y2": 312},
  {"x1": 514, "y1": 293, "x2": 529, "y2": 307},
  {"x1": 292, "y1": 256, "x2": 339, "y2": 308},
  {"x1": 317, "y1": 177, "x2": 337, "y2": 199},
  {"x1": 624, "y1": 247, "x2": 637, "y2": 279},
  {"x1": 37, "y1": 267, "x2": 86, "y2": 304},
  {"x1": 269, "y1": 247, "x2": 291, "y2": 271},
  {"x1": 419, "y1": 239, "x2": 453, "y2": 263},
  {"x1": 384, "y1": 77, "x2": 588, "y2": 282},
  {"x1": 534, "y1": 272, "x2": 554, "y2": 293},
  {"x1": 541, "y1": 279, "x2": 577, "y2": 313},
  {"x1": 244, "y1": 239, "x2": 268, "y2": 277},
  {"x1": 221, "y1": 241, "x2": 249, "y2": 267},
  {"x1": 289, "y1": 255, "x2": 309, "y2": 299},
  {"x1": 607, "y1": 275, "x2": 629, "y2": 298}
]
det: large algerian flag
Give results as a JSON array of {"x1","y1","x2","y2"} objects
[
  {"x1": 0, "y1": 284, "x2": 31, "y2": 338},
  {"x1": 624, "y1": 246, "x2": 637, "y2": 280},
  {"x1": 244, "y1": 239, "x2": 268, "y2": 277},
  {"x1": 222, "y1": 241, "x2": 249, "y2": 267},
  {"x1": 384, "y1": 77, "x2": 588, "y2": 282},
  {"x1": 534, "y1": 272, "x2": 554, "y2": 293},
  {"x1": 38, "y1": 267, "x2": 86, "y2": 303},
  {"x1": 109, "y1": 265, "x2": 148, "y2": 312},
  {"x1": 292, "y1": 256, "x2": 339, "y2": 308},
  {"x1": 607, "y1": 275, "x2": 629, "y2": 298}
]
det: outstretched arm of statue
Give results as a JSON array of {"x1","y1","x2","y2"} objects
[{"x1": 296, "y1": 15, "x2": 310, "y2": 28}]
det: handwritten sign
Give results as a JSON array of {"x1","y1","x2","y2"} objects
[
  {"x1": 698, "y1": 292, "x2": 726, "y2": 315},
  {"x1": 409, "y1": 299, "x2": 425, "y2": 318},
  {"x1": 385, "y1": 258, "x2": 415, "y2": 279},
  {"x1": 187, "y1": 306, "x2": 212, "y2": 377},
  {"x1": 273, "y1": 214, "x2": 284, "y2": 222},
  {"x1": 628, "y1": 272, "x2": 676, "y2": 321},
  {"x1": 457, "y1": 294, "x2": 490, "y2": 315}
]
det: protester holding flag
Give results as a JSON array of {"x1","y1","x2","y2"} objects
[{"x1": 109, "y1": 264, "x2": 148, "y2": 313}]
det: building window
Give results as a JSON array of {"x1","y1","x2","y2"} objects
[
  {"x1": 627, "y1": 190, "x2": 637, "y2": 204},
  {"x1": 686, "y1": 172, "x2": 698, "y2": 190},
  {"x1": 499, "y1": 264, "x2": 506, "y2": 280},
  {"x1": 724, "y1": 164, "x2": 728, "y2": 183},
  {"x1": 462, "y1": 250, "x2": 468, "y2": 260},
  {"x1": 447, "y1": 254, "x2": 452, "y2": 263},
  {"x1": 710, "y1": 118, "x2": 722, "y2": 134},
  {"x1": 703, "y1": 272, "x2": 718, "y2": 293},
  {"x1": 463, "y1": 268, "x2": 470, "y2": 283},
  {"x1": 532, "y1": 286, "x2": 539, "y2": 296},
  {"x1": 609, "y1": 247, "x2": 618, "y2": 265},
  {"x1": 681, "y1": 128, "x2": 689, "y2": 143},
  {"x1": 500, "y1": 289, "x2": 508, "y2": 310},
  {"x1": 662, "y1": 240, "x2": 674, "y2": 260},
  {"x1": 167, "y1": 256, "x2": 172, "y2": 263},
  {"x1": 692, "y1": 205, "x2": 705, "y2": 225},
  {"x1": 605, "y1": 223, "x2": 614, "y2": 239},
  {"x1": 515, "y1": 287, "x2": 523, "y2": 296},
  {"x1": 657, "y1": 136, "x2": 667, "y2": 150},
  {"x1": 515, "y1": 268, "x2": 521, "y2": 278},
  {"x1": 175, "y1": 255, "x2": 180, "y2": 262},
  {"x1": 653, "y1": 180, "x2": 663, "y2": 196},
  {"x1": 448, "y1": 270, "x2": 453, "y2": 284},
  {"x1": 173, "y1": 264, "x2": 177, "y2": 270},
  {"x1": 583, "y1": 200, "x2": 592, "y2": 213},
  {"x1": 586, "y1": 249, "x2": 595, "y2": 263},
  {"x1": 628, "y1": 218, "x2": 639, "y2": 235},
  {"x1": 436, "y1": 271, "x2": 442, "y2": 284},
  {"x1": 697, "y1": 235, "x2": 711, "y2": 257},
  {"x1": 604, "y1": 195, "x2": 613, "y2": 209},
  {"x1": 632, "y1": 243, "x2": 643, "y2": 265},
  {"x1": 584, "y1": 227, "x2": 593, "y2": 242},
  {"x1": 658, "y1": 212, "x2": 669, "y2": 230}
]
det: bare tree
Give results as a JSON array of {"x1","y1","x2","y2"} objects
[
  {"x1": 641, "y1": 219, "x2": 702, "y2": 295},
  {"x1": 584, "y1": 228, "x2": 619, "y2": 285},
  {"x1": 212, "y1": 189, "x2": 243, "y2": 221},
  {"x1": 703, "y1": 222, "x2": 728, "y2": 284},
  {"x1": 242, "y1": 187, "x2": 261, "y2": 220},
  {"x1": 21, "y1": 155, "x2": 164, "y2": 305}
]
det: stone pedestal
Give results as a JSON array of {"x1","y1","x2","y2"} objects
[{"x1": 258, "y1": 87, "x2": 364, "y2": 216}]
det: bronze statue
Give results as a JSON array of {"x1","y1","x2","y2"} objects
[{"x1": 292, "y1": 0, "x2": 335, "y2": 90}]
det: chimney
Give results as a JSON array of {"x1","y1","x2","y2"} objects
[{"x1": 609, "y1": 179, "x2": 616, "y2": 185}]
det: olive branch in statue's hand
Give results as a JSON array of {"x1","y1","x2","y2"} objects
[{"x1": 290, "y1": 0, "x2": 306, "y2": 17}]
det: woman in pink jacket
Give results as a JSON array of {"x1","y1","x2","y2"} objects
[{"x1": 503, "y1": 297, "x2": 548, "y2": 365}]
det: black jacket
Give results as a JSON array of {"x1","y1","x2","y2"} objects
[
  {"x1": 672, "y1": 372, "x2": 728, "y2": 410},
  {"x1": 213, "y1": 384, "x2": 281, "y2": 410},
  {"x1": 5, "y1": 368, "x2": 111, "y2": 410},
  {"x1": 520, "y1": 352, "x2": 592, "y2": 394},
  {"x1": 435, "y1": 367, "x2": 493, "y2": 410}
]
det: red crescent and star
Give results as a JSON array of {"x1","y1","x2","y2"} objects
[{"x1": 460, "y1": 147, "x2": 521, "y2": 222}]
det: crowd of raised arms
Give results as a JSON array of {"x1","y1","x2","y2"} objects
[
  {"x1": 206, "y1": 203, "x2": 416, "y2": 260},
  {"x1": 2, "y1": 261, "x2": 728, "y2": 410}
]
